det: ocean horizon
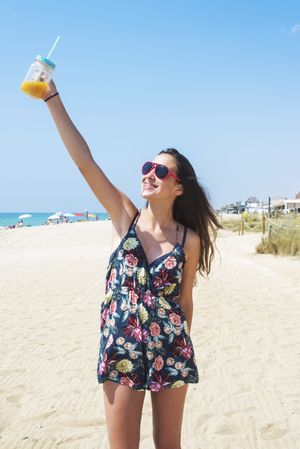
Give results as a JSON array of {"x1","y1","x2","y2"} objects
[{"x1": 0, "y1": 212, "x2": 109, "y2": 228}]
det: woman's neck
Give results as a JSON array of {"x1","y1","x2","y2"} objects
[{"x1": 143, "y1": 202, "x2": 175, "y2": 231}]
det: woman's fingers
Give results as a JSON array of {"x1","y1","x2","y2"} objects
[{"x1": 42, "y1": 79, "x2": 58, "y2": 100}]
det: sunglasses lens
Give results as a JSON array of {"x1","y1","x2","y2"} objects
[
  {"x1": 155, "y1": 164, "x2": 169, "y2": 179},
  {"x1": 142, "y1": 162, "x2": 153, "y2": 175},
  {"x1": 142, "y1": 162, "x2": 172, "y2": 180}
]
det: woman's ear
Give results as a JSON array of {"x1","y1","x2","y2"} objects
[{"x1": 176, "y1": 184, "x2": 184, "y2": 197}]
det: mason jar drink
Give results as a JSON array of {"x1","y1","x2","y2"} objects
[{"x1": 20, "y1": 55, "x2": 56, "y2": 99}]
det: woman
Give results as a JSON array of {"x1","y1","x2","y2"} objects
[{"x1": 41, "y1": 81, "x2": 222, "y2": 449}]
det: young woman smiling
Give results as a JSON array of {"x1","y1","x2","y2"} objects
[{"x1": 39, "y1": 81, "x2": 222, "y2": 449}]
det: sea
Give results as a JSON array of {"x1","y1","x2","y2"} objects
[{"x1": 0, "y1": 212, "x2": 109, "y2": 228}]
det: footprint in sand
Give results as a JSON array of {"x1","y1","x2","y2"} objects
[
  {"x1": 6, "y1": 394, "x2": 22, "y2": 406},
  {"x1": 206, "y1": 417, "x2": 242, "y2": 435},
  {"x1": 23, "y1": 409, "x2": 57, "y2": 422},
  {"x1": 214, "y1": 422, "x2": 241, "y2": 434},
  {"x1": 195, "y1": 413, "x2": 214, "y2": 426},
  {"x1": 261, "y1": 422, "x2": 288, "y2": 440}
]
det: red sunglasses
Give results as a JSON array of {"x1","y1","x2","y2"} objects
[{"x1": 142, "y1": 161, "x2": 181, "y2": 182}]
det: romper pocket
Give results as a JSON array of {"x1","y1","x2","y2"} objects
[
  {"x1": 171, "y1": 300, "x2": 191, "y2": 336},
  {"x1": 170, "y1": 298, "x2": 184, "y2": 314}
]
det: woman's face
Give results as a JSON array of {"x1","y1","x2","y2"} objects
[{"x1": 140, "y1": 154, "x2": 183, "y2": 202}]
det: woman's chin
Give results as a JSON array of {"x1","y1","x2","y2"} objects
[{"x1": 141, "y1": 189, "x2": 156, "y2": 199}]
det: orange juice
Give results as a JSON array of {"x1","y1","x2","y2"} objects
[{"x1": 20, "y1": 81, "x2": 49, "y2": 99}]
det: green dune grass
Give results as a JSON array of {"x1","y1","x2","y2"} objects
[{"x1": 219, "y1": 213, "x2": 300, "y2": 256}]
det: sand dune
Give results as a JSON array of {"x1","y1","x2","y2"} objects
[{"x1": 0, "y1": 222, "x2": 299, "y2": 448}]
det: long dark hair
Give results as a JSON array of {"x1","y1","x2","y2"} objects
[{"x1": 146, "y1": 148, "x2": 223, "y2": 280}]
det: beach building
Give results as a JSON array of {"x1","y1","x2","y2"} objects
[
  {"x1": 245, "y1": 201, "x2": 260, "y2": 213},
  {"x1": 271, "y1": 197, "x2": 300, "y2": 214},
  {"x1": 220, "y1": 192, "x2": 300, "y2": 215}
]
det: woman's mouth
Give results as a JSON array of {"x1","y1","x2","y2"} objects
[{"x1": 143, "y1": 182, "x2": 157, "y2": 190}]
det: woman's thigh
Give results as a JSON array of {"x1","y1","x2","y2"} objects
[
  {"x1": 102, "y1": 380, "x2": 146, "y2": 449},
  {"x1": 151, "y1": 384, "x2": 189, "y2": 449}
]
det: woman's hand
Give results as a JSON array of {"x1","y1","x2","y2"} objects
[{"x1": 43, "y1": 79, "x2": 58, "y2": 101}]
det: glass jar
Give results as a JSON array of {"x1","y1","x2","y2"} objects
[{"x1": 20, "y1": 55, "x2": 56, "y2": 99}]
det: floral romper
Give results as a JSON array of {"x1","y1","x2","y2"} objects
[{"x1": 97, "y1": 208, "x2": 199, "y2": 391}]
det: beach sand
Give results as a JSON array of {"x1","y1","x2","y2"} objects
[{"x1": 1, "y1": 222, "x2": 300, "y2": 449}]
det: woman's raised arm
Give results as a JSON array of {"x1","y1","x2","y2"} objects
[{"x1": 43, "y1": 81, "x2": 138, "y2": 235}]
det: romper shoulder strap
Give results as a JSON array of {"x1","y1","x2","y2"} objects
[
  {"x1": 176, "y1": 223, "x2": 179, "y2": 244},
  {"x1": 128, "y1": 208, "x2": 141, "y2": 232},
  {"x1": 182, "y1": 226, "x2": 188, "y2": 248}
]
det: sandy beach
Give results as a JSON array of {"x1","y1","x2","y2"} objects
[{"x1": 1, "y1": 221, "x2": 300, "y2": 449}]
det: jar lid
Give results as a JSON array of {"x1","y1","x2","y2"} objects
[{"x1": 35, "y1": 55, "x2": 56, "y2": 70}]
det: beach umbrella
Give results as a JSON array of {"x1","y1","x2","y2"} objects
[
  {"x1": 48, "y1": 213, "x2": 60, "y2": 220},
  {"x1": 74, "y1": 213, "x2": 84, "y2": 216},
  {"x1": 18, "y1": 214, "x2": 32, "y2": 219}
]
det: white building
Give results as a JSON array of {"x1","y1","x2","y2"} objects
[
  {"x1": 245, "y1": 202, "x2": 260, "y2": 213},
  {"x1": 271, "y1": 198, "x2": 300, "y2": 214},
  {"x1": 245, "y1": 202, "x2": 269, "y2": 214}
]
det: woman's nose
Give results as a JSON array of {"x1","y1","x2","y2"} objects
[
  {"x1": 144, "y1": 168, "x2": 156, "y2": 179},
  {"x1": 146, "y1": 173, "x2": 157, "y2": 182}
]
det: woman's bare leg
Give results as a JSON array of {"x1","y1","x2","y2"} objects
[
  {"x1": 102, "y1": 380, "x2": 146, "y2": 449},
  {"x1": 151, "y1": 384, "x2": 189, "y2": 449}
]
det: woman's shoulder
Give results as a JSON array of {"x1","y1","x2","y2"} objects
[
  {"x1": 186, "y1": 227, "x2": 200, "y2": 245},
  {"x1": 183, "y1": 226, "x2": 201, "y2": 261}
]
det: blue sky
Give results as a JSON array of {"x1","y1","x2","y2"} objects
[{"x1": 1, "y1": 0, "x2": 300, "y2": 212}]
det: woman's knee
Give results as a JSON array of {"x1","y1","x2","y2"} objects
[{"x1": 153, "y1": 431, "x2": 181, "y2": 449}]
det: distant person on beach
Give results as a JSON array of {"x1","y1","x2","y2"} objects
[{"x1": 33, "y1": 79, "x2": 222, "y2": 449}]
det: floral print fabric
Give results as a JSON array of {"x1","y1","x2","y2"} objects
[{"x1": 97, "y1": 210, "x2": 199, "y2": 391}]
